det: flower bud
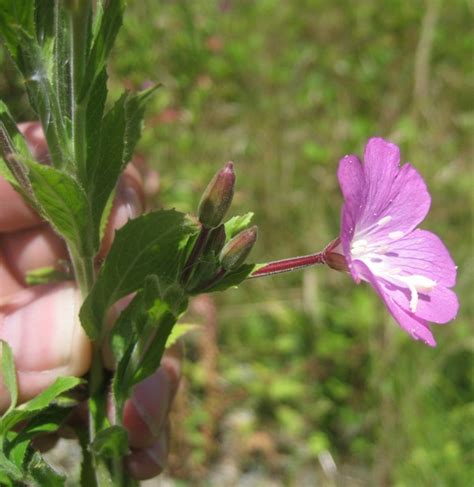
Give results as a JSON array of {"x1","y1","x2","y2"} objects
[
  {"x1": 205, "y1": 224, "x2": 227, "y2": 254},
  {"x1": 220, "y1": 226, "x2": 258, "y2": 270},
  {"x1": 198, "y1": 162, "x2": 235, "y2": 228}
]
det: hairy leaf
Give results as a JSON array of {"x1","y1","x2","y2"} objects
[
  {"x1": 79, "y1": 0, "x2": 125, "y2": 101},
  {"x1": 0, "y1": 377, "x2": 83, "y2": 435},
  {"x1": 23, "y1": 162, "x2": 93, "y2": 257},
  {"x1": 80, "y1": 210, "x2": 197, "y2": 340},
  {"x1": 85, "y1": 86, "x2": 159, "y2": 243},
  {"x1": 0, "y1": 5, "x2": 70, "y2": 169}
]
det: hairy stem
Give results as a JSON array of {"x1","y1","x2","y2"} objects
[
  {"x1": 69, "y1": 1, "x2": 90, "y2": 179},
  {"x1": 250, "y1": 251, "x2": 326, "y2": 278}
]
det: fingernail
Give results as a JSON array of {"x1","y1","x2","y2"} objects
[
  {"x1": 125, "y1": 427, "x2": 169, "y2": 480},
  {"x1": 113, "y1": 185, "x2": 144, "y2": 232},
  {"x1": 144, "y1": 430, "x2": 169, "y2": 471},
  {"x1": 131, "y1": 367, "x2": 171, "y2": 437}
]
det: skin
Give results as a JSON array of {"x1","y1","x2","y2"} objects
[{"x1": 0, "y1": 122, "x2": 181, "y2": 480}]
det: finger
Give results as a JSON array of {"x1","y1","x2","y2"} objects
[
  {"x1": 121, "y1": 343, "x2": 182, "y2": 449},
  {"x1": 0, "y1": 282, "x2": 91, "y2": 412},
  {"x1": 0, "y1": 176, "x2": 42, "y2": 232},
  {"x1": 124, "y1": 420, "x2": 170, "y2": 480},
  {"x1": 0, "y1": 163, "x2": 144, "y2": 286},
  {"x1": 0, "y1": 224, "x2": 68, "y2": 286},
  {"x1": 0, "y1": 249, "x2": 24, "y2": 297},
  {"x1": 98, "y1": 164, "x2": 145, "y2": 259}
]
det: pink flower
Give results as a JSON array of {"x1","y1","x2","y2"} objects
[{"x1": 336, "y1": 137, "x2": 458, "y2": 346}]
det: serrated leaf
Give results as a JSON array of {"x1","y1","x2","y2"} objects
[
  {"x1": 23, "y1": 161, "x2": 94, "y2": 257},
  {"x1": 0, "y1": 377, "x2": 82, "y2": 435},
  {"x1": 79, "y1": 0, "x2": 125, "y2": 101},
  {"x1": 0, "y1": 340, "x2": 18, "y2": 413},
  {"x1": 80, "y1": 209, "x2": 197, "y2": 340},
  {"x1": 165, "y1": 323, "x2": 200, "y2": 349},
  {"x1": 90, "y1": 426, "x2": 129, "y2": 458},
  {"x1": 85, "y1": 86, "x2": 159, "y2": 242},
  {"x1": 0, "y1": 9, "x2": 70, "y2": 169},
  {"x1": 224, "y1": 212, "x2": 254, "y2": 239}
]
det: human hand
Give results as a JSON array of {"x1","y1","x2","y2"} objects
[{"x1": 0, "y1": 122, "x2": 181, "y2": 480}]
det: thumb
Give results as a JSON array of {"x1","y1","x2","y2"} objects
[{"x1": 0, "y1": 282, "x2": 91, "y2": 412}]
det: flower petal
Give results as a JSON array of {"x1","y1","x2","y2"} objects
[
  {"x1": 376, "y1": 229, "x2": 457, "y2": 287},
  {"x1": 357, "y1": 139, "x2": 431, "y2": 240},
  {"x1": 378, "y1": 279, "x2": 458, "y2": 324},
  {"x1": 337, "y1": 155, "x2": 364, "y2": 208},
  {"x1": 337, "y1": 155, "x2": 364, "y2": 281},
  {"x1": 353, "y1": 260, "x2": 437, "y2": 346}
]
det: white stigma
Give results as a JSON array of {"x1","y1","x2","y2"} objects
[
  {"x1": 396, "y1": 275, "x2": 437, "y2": 313},
  {"x1": 351, "y1": 239, "x2": 368, "y2": 256}
]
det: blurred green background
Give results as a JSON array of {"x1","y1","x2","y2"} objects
[{"x1": 2, "y1": 0, "x2": 473, "y2": 485}]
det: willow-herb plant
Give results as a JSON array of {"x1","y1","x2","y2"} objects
[{"x1": 0, "y1": 1, "x2": 459, "y2": 486}]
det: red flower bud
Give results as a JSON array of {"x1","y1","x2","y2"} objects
[
  {"x1": 198, "y1": 162, "x2": 235, "y2": 228},
  {"x1": 220, "y1": 226, "x2": 258, "y2": 270}
]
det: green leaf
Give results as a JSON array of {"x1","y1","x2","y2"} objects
[
  {"x1": 80, "y1": 0, "x2": 125, "y2": 101},
  {"x1": 27, "y1": 451, "x2": 65, "y2": 486},
  {"x1": 0, "y1": 6, "x2": 70, "y2": 169},
  {"x1": 80, "y1": 209, "x2": 197, "y2": 340},
  {"x1": 22, "y1": 161, "x2": 93, "y2": 257},
  {"x1": 51, "y1": 2, "x2": 72, "y2": 125},
  {"x1": 224, "y1": 212, "x2": 254, "y2": 238},
  {"x1": 11, "y1": 406, "x2": 73, "y2": 447},
  {"x1": 0, "y1": 100, "x2": 36, "y2": 197},
  {"x1": 0, "y1": 377, "x2": 82, "y2": 435},
  {"x1": 165, "y1": 323, "x2": 200, "y2": 349},
  {"x1": 0, "y1": 340, "x2": 18, "y2": 413},
  {"x1": 85, "y1": 86, "x2": 159, "y2": 242},
  {"x1": 111, "y1": 278, "x2": 188, "y2": 411},
  {"x1": 25, "y1": 264, "x2": 71, "y2": 286},
  {"x1": 90, "y1": 426, "x2": 129, "y2": 458},
  {"x1": 0, "y1": 449, "x2": 23, "y2": 481}
]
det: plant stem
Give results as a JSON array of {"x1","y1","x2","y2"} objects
[
  {"x1": 69, "y1": 1, "x2": 90, "y2": 179},
  {"x1": 70, "y1": 251, "x2": 95, "y2": 297},
  {"x1": 249, "y1": 251, "x2": 326, "y2": 278}
]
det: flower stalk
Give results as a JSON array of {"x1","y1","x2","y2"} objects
[{"x1": 250, "y1": 251, "x2": 326, "y2": 278}]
